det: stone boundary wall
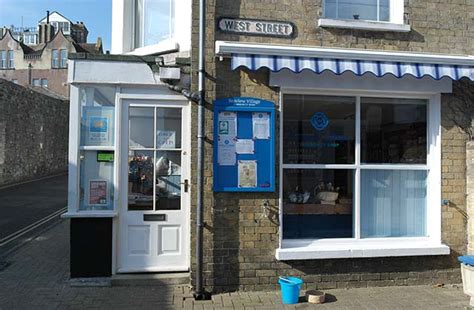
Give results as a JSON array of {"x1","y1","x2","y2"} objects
[
  {"x1": 190, "y1": 0, "x2": 473, "y2": 292},
  {"x1": 0, "y1": 79, "x2": 68, "y2": 186}
]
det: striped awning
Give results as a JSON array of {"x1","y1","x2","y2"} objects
[
  {"x1": 232, "y1": 54, "x2": 474, "y2": 80},
  {"x1": 216, "y1": 41, "x2": 474, "y2": 81}
]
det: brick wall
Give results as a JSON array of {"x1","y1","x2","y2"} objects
[
  {"x1": 190, "y1": 0, "x2": 473, "y2": 292},
  {"x1": 0, "y1": 79, "x2": 68, "y2": 186}
]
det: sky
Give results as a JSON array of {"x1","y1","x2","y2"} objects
[{"x1": 0, "y1": 0, "x2": 112, "y2": 51}]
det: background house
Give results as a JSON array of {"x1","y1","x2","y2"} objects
[{"x1": 0, "y1": 11, "x2": 103, "y2": 98}]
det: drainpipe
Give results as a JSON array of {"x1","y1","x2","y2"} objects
[{"x1": 194, "y1": 0, "x2": 208, "y2": 301}]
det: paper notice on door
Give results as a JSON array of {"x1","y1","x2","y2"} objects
[
  {"x1": 217, "y1": 137, "x2": 236, "y2": 166},
  {"x1": 252, "y1": 112, "x2": 270, "y2": 139},
  {"x1": 218, "y1": 111, "x2": 237, "y2": 138},
  {"x1": 156, "y1": 130, "x2": 176, "y2": 149},
  {"x1": 238, "y1": 160, "x2": 257, "y2": 188},
  {"x1": 235, "y1": 139, "x2": 254, "y2": 154}
]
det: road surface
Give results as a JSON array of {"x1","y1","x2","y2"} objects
[{"x1": 0, "y1": 174, "x2": 67, "y2": 241}]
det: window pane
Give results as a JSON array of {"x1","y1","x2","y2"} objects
[
  {"x1": 338, "y1": 0, "x2": 378, "y2": 20},
  {"x1": 283, "y1": 169, "x2": 354, "y2": 239},
  {"x1": 33, "y1": 79, "x2": 40, "y2": 86},
  {"x1": 323, "y1": 0, "x2": 388, "y2": 21},
  {"x1": 361, "y1": 98, "x2": 427, "y2": 164},
  {"x1": 0, "y1": 51, "x2": 6, "y2": 68},
  {"x1": 136, "y1": 0, "x2": 174, "y2": 48},
  {"x1": 60, "y1": 49, "x2": 68, "y2": 68},
  {"x1": 155, "y1": 151, "x2": 181, "y2": 210},
  {"x1": 128, "y1": 150, "x2": 154, "y2": 211},
  {"x1": 80, "y1": 86, "x2": 116, "y2": 147},
  {"x1": 361, "y1": 170, "x2": 427, "y2": 238},
  {"x1": 41, "y1": 79, "x2": 48, "y2": 87},
  {"x1": 283, "y1": 95, "x2": 355, "y2": 164},
  {"x1": 129, "y1": 107, "x2": 154, "y2": 148},
  {"x1": 8, "y1": 50, "x2": 13, "y2": 68},
  {"x1": 379, "y1": 0, "x2": 390, "y2": 21},
  {"x1": 324, "y1": 0, "x2": 337, "y2": 18},
  {"x1": 156, "y1": 108, "x2": 181, "y2": 149},
  {"x1": 52, "y1": 49, "x2": 58, "y2": 68},
  {"x1": 79, "y1": 151, "x2": 114, "y2": 211}
]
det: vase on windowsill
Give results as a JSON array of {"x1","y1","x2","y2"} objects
[
  {"x1": 313, "y1": 182, "x2": 340, "y2": 205},
  {"x1": 316, "y1": 191, "x2": 339, "y2": 205}
]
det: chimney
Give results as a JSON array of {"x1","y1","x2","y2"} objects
[
  {"x1": 46, "y1": 11, "x2": 50, "y2": 24},
  {"x1": 38, "y1": 23, "x2": 54, "y2": 44}
]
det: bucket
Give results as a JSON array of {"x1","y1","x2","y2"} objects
[{"x1": 278, "y1": 276, "x2": 303, "y2": 304}]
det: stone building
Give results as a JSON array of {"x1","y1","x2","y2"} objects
[
  {"x1": 0, "y1": 79, "x2": 69, "y2": 186},
  {"x1": 65, "y1": 0, "x2": 474, "y2": 296},
  {"x1": 0, "y1": 12, "x2": 102, "y2": 98}
]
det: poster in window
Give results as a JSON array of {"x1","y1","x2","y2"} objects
[
  {"x1": 89, "y1": 180, "x2": 108, "y2": 205},
  {"x1": 89, "y1": 116, "x2": 109, "y2": 143},
  {"x1": 157, "y1": 130, "x2": 176, "y2": 149},
  {"x1": 238, "y1": 160, "x2": 257, "y2": 188},
  {"x1": 83, "y1": 107, "x2": 114, "y2": 146}
]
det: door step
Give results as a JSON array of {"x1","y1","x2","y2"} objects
[{"x1": 111, "y1": 272, "x2": 190, "y2": 287}]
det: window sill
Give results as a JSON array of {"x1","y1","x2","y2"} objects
[
  {"x1": 276, "y1": 239, "x2": 449, "y2": 260},
  {"x1": 61, "y1": 211, "x2": 118, "y2": 218},
  {"x1": 318, "y1": 18, "x2": 411, "y2": 32},
  {"x1": 127, "y1": 39, "x2": 179, "y2": 56}
]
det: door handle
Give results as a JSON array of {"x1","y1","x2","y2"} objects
[{"x1": 182, "y1": 179, "x2": 189, "y2": 192}]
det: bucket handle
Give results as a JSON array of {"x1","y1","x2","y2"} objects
[{"x1": 279, "y1": 276, "x2": 297, "y2": 285}]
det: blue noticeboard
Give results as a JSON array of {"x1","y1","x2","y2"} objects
[{"x1": 213, "y1": 97, "x2": 275, "y2": 192}]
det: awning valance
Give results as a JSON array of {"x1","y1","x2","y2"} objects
[{"x1": 216, "y1": 41, "x2": 474, "y2": 81}]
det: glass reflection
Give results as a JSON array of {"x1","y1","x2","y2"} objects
[
  {"x1": 283, "y1": 95, "x2": 355, "y2": 164},
  {"x1": 128, "y1": 150, "x2": 154, "y2": 210},
  {"x1": 155, "y1": 151, "x2": 181, "y2": 210},
  {"x1": 283, "y1": 169, "x2": 354, "y2": 239}
]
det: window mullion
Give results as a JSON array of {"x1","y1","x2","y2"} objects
[{"x1": 355, "y1": 96, "x2": 361, "y2": 240}]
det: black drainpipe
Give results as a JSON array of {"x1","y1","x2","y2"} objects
[{"x1": 194, "y1": 0, "x2": 209, "y2": 301}]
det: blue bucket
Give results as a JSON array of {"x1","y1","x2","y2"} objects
[{"x1": 278, "y1": 276, "x2": 303, "y2": 304}]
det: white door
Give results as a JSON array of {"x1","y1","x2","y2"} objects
[{"x1": 118, "y1": 100, "x2": 190, "y2": 273}]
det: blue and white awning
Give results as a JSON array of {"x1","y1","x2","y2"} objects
[
  {"x1": 231, "y1": 54, "x2": 474, "y2": 80},
  {"x1": 216, "y1": 41, "x2": 474, "y2": 81}
]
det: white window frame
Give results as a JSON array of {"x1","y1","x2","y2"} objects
[
  {"x1": 64, "y1": 84, "x2": 120, "y2": 218},
  {"x1": 276, "y1": 88, "x2": 448, "y2": 260},
  {"x1": 319, "y1": 0, "x2": 410, "y2": 32}
]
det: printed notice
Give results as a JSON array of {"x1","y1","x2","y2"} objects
[
  {"x1": 235, "y1": 139, "x2": 254, "y2": 154},
  {"x1": 218, "y1": 112, "x2": 237, "y2": 138},
  {"x1": 89, "y1": 116, "x2": 109, "y2": 143},
  {"x1": 252, "y1": 112, "x2": 270, "y2": 139},
  {"x1": 89, "y1": 180, "x2": 107, "y2": 205},
  {"x1": 157, "y1": 130, "x2": 176, "y2": 149},
  {"x1": 218, "y1": 138, "x2": 236, "y2": 166},
  {"x1": 238, "y1": 160, "x2": 257, "y2": 188}
]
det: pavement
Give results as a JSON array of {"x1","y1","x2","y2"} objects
[
  {"x1": 0, "y1": 218, "x2": 470, "y2": 309},
  {"x1": 0, "y1": 174, "x2": 67, "y2": 240}
]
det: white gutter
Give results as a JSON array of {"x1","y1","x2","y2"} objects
[{"x1": 215, "y1": 41, "x2": 474, "y2": 66}]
